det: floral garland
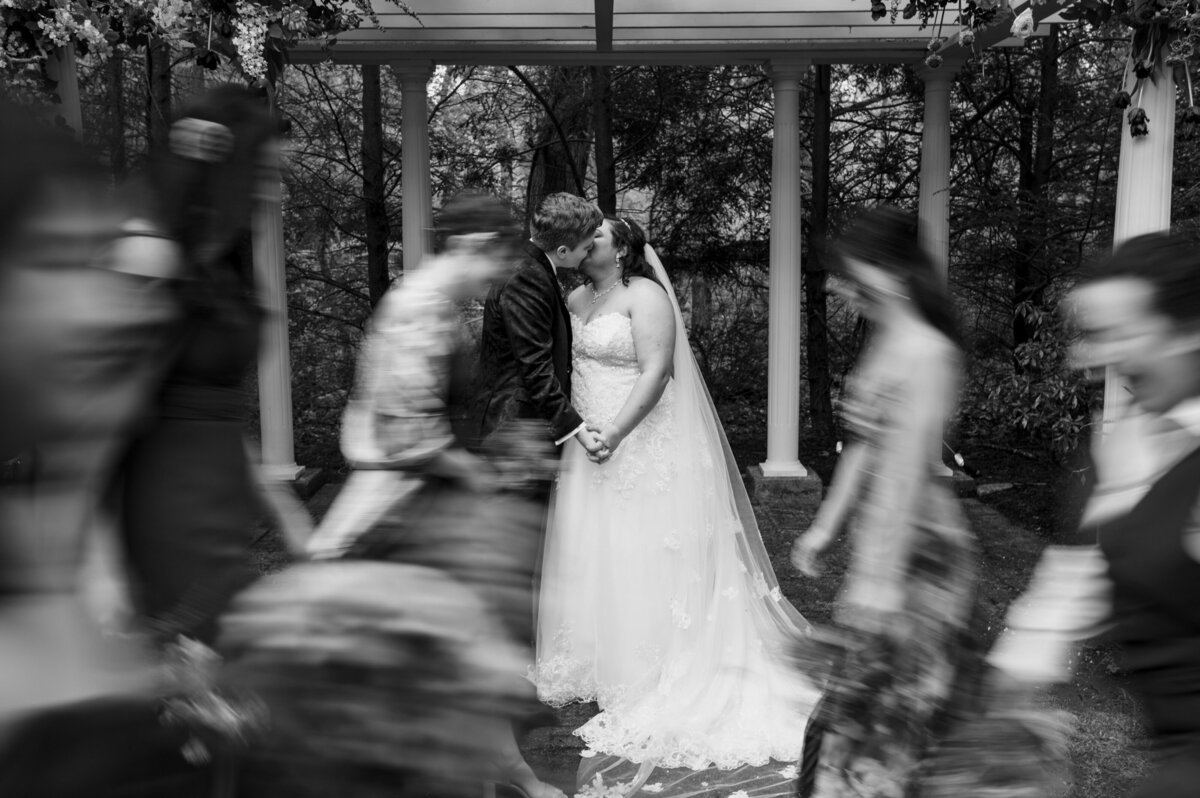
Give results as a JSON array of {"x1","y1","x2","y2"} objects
[
  {"x1": 1071, "y1": 0, "x2": 1200, "y2": 137},
  {"x1": 863, "y1": 0, "x2": 1013, "y2": 68},
  {"x1": 1, "y1": 0, "x2": 414, "y2": 85},
  {"x1": 862, "y1": 0, "x2": 1200, "y2": 135}
]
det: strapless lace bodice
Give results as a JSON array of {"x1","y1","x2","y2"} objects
[{"x1": 570, "y1": 312, "x2": 676, "y2": 495}]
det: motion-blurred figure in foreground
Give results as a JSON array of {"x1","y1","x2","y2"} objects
[
  {"x1": 225, "y1": 192, "x2": 561, "y2": 798},
  {"x1": 0, "y1": 100, "x2": 187, "y2": 796},
  {"x1": 990, "y1": 233, "x2": 1200, "y2": 798}
]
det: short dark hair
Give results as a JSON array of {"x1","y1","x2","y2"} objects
[
  {"x1": 1088, "y1": 233, "x2": 1200, "y2": 327},
  {"x1": 530, "y1": 193, "x2": 602, "y2": 252}
]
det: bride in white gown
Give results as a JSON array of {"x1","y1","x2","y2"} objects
[{"x1": 535, "y1": 217, "x2": 820, "y2": 778}]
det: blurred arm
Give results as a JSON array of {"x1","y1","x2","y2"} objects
[{"x1": 987, "y1": 545, "x2": 1112, "y2": 683}]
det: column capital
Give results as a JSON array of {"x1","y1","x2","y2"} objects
[
  {"x1": 915, "y1": 56, "x2": 965, "y2": 85},
  {"x1": 767, "y1": 58, "x2": 810, "y2": 83},
  {"x1": 390, "y1": 59, "x2": 435, "y2": 83}
]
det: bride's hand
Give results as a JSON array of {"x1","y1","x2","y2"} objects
[{"x1": 595, "y1": 423, "x2": 625, "y2": 455}]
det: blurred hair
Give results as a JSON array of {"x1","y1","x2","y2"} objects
[
  {"x1": 529, "y1": 193, "x2": 602, "y2": 252},
  {"x1": 1086, "y1": 232, "x2": 1200, "y2": 327},
  {"x1": 144, "y1": 84, "x2": 281, "y2": 275},
  {"x1": 833, "y1": 205, "x2": 960, "y2": 346},
  {"x1": 434, "y1": 190, "x2": 522, "y2": 253},
  {"x1": 0, "y1": 101, "x2": 106, "y2": 261},
  {"x1": 601, "y1": 216, "x2": 664, "y2": 290}
]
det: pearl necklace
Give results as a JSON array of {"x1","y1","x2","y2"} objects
[{"x1": 589, "y1": 280, "x2": 620, "y2": 305}]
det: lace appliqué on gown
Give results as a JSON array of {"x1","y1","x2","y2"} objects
[{"x1": 570, "y1": 313, "x2": 677, "y2": 497}]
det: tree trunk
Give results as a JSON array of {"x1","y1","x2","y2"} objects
[
  {"x1": 362, "y1": 64, "x2": 391, "y2": 307},
  {"x1": 592, "y1": 66, "x2": 616, "y2": 214},
  {"x1": 106, "y1": 52, "x2": 127, "y2": 179},
  {"x1": 805, "y1": 65, "x2": 835, "y2": 445},
  {"x1": 524, "y1": 67, "x2": 592, "y2": 222},
  {"x1": 1013, "y1": 25, "x2": 1059, "y2": 351},
  {"x1": 145, "y1": 37, "x2": 172, "y2": 154}
]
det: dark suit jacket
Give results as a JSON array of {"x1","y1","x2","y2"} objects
[{"x1": 477, "y1": 242, "x2": 583, "y2": 444}]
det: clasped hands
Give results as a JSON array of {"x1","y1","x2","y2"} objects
[{"x1": 576, "y1": 423, "x2": 623, "y2": 464}]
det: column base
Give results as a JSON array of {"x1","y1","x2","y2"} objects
[
  {"x1": 746, "y1": 464, "x2": 824, "y2": 502},
  {"x1": 261, "y1": 464, "x2": 329, "y2": 499},
  {"x1": 936, "y1": 468, "x2": 977, "y2": 498}
]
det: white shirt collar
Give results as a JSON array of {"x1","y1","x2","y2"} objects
[{"x1": 531, "y1": 239, "x2": 557, "y2": 276}]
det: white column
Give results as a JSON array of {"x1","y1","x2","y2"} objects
[
  {"x1": 394, "y1": 61, "x2": 435, "y2": 273},
  {"x1": 760, "y1": 60, "x2": 809, "y2": 478},
  {"x1": 917, "y1": 64, "x2": 956, "y2": 274},
  {"x1": 46, "y1": 47, "x2": 82, "y2": 136},
  {"x1": 1104, "y1": 58, "x2": 1176, "y2": 428},
  {"x1": 918, "y1": 63, "x2": 958, "y2": 476},
  {"x1": 254, "y1": 146, "x2": 302, "y2": 481}
]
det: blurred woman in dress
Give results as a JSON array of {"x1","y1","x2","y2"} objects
[
  {"x1": 118, "y1": 85, "x2": 288, "y2": 649},
  {"x1": 790, "y1": 207, "x2": 980, "y2": 797}
]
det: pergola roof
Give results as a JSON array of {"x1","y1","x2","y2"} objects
[{"x1": 293, "y1": 0, "x2": 1054, "y2": 66}]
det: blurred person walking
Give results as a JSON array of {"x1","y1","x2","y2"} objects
[
  {"x1": 989, "y1": 232, "x2": 1200, "y2": 798},
  {"x1": 0, "y1": 101, "x2": 190, "y2": 797},
  {"x1": 117, "y1": 84, "x2": 296, "y2": 651},
  {"x1": 790, "y1": 207, "x2": 982, "y2": 797},
  {"x1": 303, "y1": 192, "x2": 567, "y2": 798}
]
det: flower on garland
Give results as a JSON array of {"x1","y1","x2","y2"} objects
[
  {"x1": 1128, "y1": 106, "x2": 1151, "y2": 135},
  {"x1": 1011, "y1": 8, "x2": 1036, "y2": 39},
  {"x1": 861, "y1": 0, "x2": 1007, "y2": 34},
  {"x1": 1, "y1": 0, "x2": 416, "y2": 92},
  {"x1": 1065, "y1": 0, "x2": 1200, "y2": 137},
  {"x1": 1181, "y1": 103, "x2": 1200, "y2": 136}
]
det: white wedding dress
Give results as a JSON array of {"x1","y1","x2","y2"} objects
[{"x1": 535, "y1": 251, "x2": 820, "y2": 775}]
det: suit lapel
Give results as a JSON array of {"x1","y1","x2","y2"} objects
[{"x1": 525, "y1": 242, "x2": 572, "y2": 363}]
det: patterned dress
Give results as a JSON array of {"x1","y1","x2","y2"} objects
[{"x1": 805, "y1": 316, "x2": 981, "y2": 798}]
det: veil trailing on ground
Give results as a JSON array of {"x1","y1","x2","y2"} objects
[{"x1": 643, "y1": 244, "x2": 811, "y2": 639}]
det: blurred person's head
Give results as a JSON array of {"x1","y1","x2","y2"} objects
[
  {"x1": 583, "y1": 216, "x2": 663, "y2": 290},
  {"x1": 146, "y1": 84, "x2": 281, "y2": 272},
  {"x1": 0, "y1": 103, "x2": 117, "y2": 455},
  {"x1": 528, "y1": 193, "x2": 602, "y2": 271},
  {"x1": 1068, "y1": 233, "x2": 1200, "y2": 415},
  {"x1": 432, "y1": 191, "x2": 522, "y2": 300},
  {"x1": 832, "y1": 206, "x2": 959, "y2": 344}
]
